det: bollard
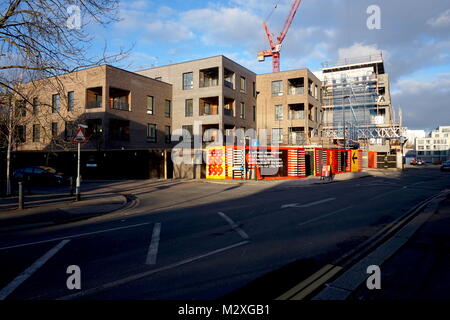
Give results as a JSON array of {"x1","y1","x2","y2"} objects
[
  {"x1": 18, "y1": 181, "x2": 24, "y2": 210},
  {"x1": 69, "y1": 177, "x2": 74, "y2": 196}
]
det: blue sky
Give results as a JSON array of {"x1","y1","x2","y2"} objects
[{"x1": 86, "y1": 0, "x2": 450, "y2": 131}]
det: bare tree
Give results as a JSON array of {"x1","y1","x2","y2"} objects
[{"x1": 0, "y1": 0, "x2": 129, "y2": 195}]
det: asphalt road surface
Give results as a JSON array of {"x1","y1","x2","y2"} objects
[{"x1": 0, "y1": 167, "x2": 449, "y2": 300}]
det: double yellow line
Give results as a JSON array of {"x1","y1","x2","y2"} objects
[{"x1": 276, "y1": 264, "x2": 342, "y2": 300}]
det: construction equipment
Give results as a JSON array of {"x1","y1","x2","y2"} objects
[{"x1": 257, "y1": 0, "x2": 302, "y2": 72}]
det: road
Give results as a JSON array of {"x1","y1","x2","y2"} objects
[{"x1": 0, "y1": 167, "x2": 448, "y2": 300}]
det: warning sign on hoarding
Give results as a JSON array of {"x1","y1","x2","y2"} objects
[{"x1": 351, "y1": 150, "x2": 359, "y2": 172}]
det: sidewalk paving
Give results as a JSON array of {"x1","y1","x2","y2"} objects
[
  {"x1": 349, "y1": 191, "x2": 450, "y2": 300},
  {"x1": 0, "y1": 193, "x2": 127, "y2": 232}
]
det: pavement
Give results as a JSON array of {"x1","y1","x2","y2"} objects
[
  {"x1": 0, "y1": 168, "x2": 448, "y2": 300},
  {"x1": 347, "y1": 190, "x2": 450, "y2": 300}
]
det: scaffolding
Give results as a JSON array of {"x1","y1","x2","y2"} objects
[{"x1": 320, "y1": 54, "x2": 405, "y2": 148}]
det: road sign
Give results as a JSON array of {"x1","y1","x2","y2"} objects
[
  {"x1": 72, "y1": 127, "x2": 88, "y2": 143},
  {"x1": 351, "y1": 150, "x2": 359, "y2": 172}
]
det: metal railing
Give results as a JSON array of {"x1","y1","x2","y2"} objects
[{"x1": 86, "y1": 100, "x2": 102, "y2": 109}]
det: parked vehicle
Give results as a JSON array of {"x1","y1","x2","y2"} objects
[
  {"x1": 410, "y1": 159, "x2": 424, "y2": 165},
  {"x1": 440, "y1": 161, "x2": 450, "y2": 172},
  {"x1": 12, "y1": 166, "x2": 67, "y2": 185}
]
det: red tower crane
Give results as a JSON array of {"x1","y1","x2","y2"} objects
[{"x1": 257, "y1": 0, "x2": 302, "y2": 72}]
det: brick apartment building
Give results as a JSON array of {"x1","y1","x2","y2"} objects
[
  {"x1": 256, "y1": 69, "x2": 323, "y2": 146},
  {"x1": 137, "y1": 56, "x2": 257, "y2": 143},
  {"x1": 14, "y1": 65, "x2": 173, "y2": 151}
]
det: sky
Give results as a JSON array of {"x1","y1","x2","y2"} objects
[{"x1": 86, "y1": 0, "x2": 450, "y2": 132}]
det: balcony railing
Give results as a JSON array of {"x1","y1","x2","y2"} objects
[
  {"x1": 86, "y1": 100, "x2": 102, "y2": 109},
  {"x1": 288, "y1": 87, "x2": 305, "y2": 95},
  {"x1": 200, "y1": 78, "x2": 219, "y2": 88},
  {"x1": 224, "y1": 80, "x2": 234, "y2": 89},
  {"x1": 224, "y1": 108, "x2": 233, "y2": 116},
  {"x1": 288, "y1": 110, "x2": 305, "y2": 120},
  {"x1": 111, "y1": 100, "x2": 129, "y2": 111}
]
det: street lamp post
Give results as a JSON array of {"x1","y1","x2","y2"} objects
[{"x1": 75, "y1": 124, "x2": 88, "y2": 201}]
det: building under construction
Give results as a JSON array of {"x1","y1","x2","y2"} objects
[{"x1": 319, "y1": 53, "x2": 404, "y2": 159}]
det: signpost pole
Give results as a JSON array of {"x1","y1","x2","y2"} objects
[{"x1": 76, "y1": 141, "x2": 81, "y2": 201}]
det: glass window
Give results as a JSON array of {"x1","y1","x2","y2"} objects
[
  {"x1": 275, "y1": 104, "x2": 283, "y2": 120},
  {"x1": 51, "y1": 122, "x2": 58, "y2": 138},
  {"x1": 65, "y1": 122, "x2": 76, "y2": 140},
  {"x1": 185, "y1": 99, "x2": 193, "y2": 117},
  {"x1": 182, "y1": 125, "x2": 193, "y2": 142},
  {"x1": 272, "y1": 80, "x2": 283, "y2": 96},
  {"x1": 165, "y1": 126, "x2": 171, "y2": 144},
  {"x1": 165, "y1": 100, "x2": 171, "y2": 118},
  {"x1": 147, "y1": 124, "x2": 157, "y2": 143},
  {"x1": 68, "y1": 91, "x2": 75, "y2": 111},
  {"x1": 240, "y1": 102, "x2": 245, "y2": 119},
  {"x1": 32, "y1": 124, "x2": 40, "y2": 142},
  {"x1": 272, "y1": 128, "x2": 283, "y2": 144},
  {"x1": 15, "y1": 125, "x2": 26, "y2": 143},
  {"x1": 52, "y1": 94, "x2": 60, "y2": 113},
  {"x1": 147, "y1": 96, "x2": 154, "y2": 114},
  {"x1": 253, "y1": 106, "x2": 256, "y2": 122},
  {"x1": 240, "y1": 76, "x2": 246, "y2": 93},
  {"x1": 183, "y1": 72, "x2": 193, "y2": 90},
  {"x1": 32, "y1": 97, "x2": 39, "y2": 114}
]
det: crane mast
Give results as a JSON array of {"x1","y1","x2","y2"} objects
[{"x1": 257, "y1": 0, "x2": 302, "y2": 72}]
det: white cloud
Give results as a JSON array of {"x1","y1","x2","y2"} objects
[
  {"x1": 338, "y1": 43, "x2": 385, "y2": 60},
  {"x1": 427, "y1": 9, "x2": 450, "y2": 28},
  {"x1": 146, "y1": 21, "x2": 194, "y2": 43}
]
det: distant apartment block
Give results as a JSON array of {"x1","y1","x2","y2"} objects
[
  {"x1": 416, "y1": 126, "x2": 450, "y2": 163},
  {"x1": 13, "y1": 65, "x2": 173, "y2": 151},
  {"x1": 256, "y1": 69, "x2": 322, "y2": 145},
  {"x1": 137, "y1": 56, "x2": 257, "y2": 144}
]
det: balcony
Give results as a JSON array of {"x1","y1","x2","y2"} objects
[
  {"x1": 200, "y1": 67, "x2": 219, "y2": 88},
  {"x1": 288, "y1": 77, "x2": 305, "y2": 96},
  {"x1": 224, "y1": 97, "x2": 235, "y2": 117},
  {"x1": 288, "y1": 103, "x2": 305, "y2": 120},
  {"x1": 224, "y1": 68, "x2": 235, "y2": 89},
  {"x1": 109, "y1": 87, "x2": 130, "y2": 111},
  {"x1": 200, "y1": 96, "x2": 219, "y2": 116},
  {"x1": 86, "y1": 87, "x2": 102, "y2": 109}
]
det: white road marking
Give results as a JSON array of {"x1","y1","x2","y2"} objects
[
  {"x1": 281, "y1": 198, "x2": 336, "y2": 209},
  {"x1": 146, "y1": 223, "x2": 161, "y2": 265},
  {"x1": 0, "y1": 240, "x2": 70, "y2": 300},
  {"x1": 298, "y1": 206, "x2": 353, "y2": 227},
  {"x1": 217, "y1": 212, "x2": 249, "y2": 240},
  {"x1": 0, "y1": 222, "x2": 151, "y2": 251},
  {"x1": 59, "y1": 240, "x2": 250, "y2": 300}
]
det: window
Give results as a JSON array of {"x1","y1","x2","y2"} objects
[
  {"x1": 52, "y1": 94, "x2": 60, "y2": 113},
  {"x1": 51, "y1": 122, "x2": 58, "y2": 138},
  {"x1": 147, "y1": 96, "x2": 154, "y2": 115},
  {"x1": 272, "y1": 128, "x2": 283, "y2": 144},
  {"x1": 165, "y1": 100, "x2": 171, "y2": 118},
  {"x1": 204, "y1": 102, "x2": 211, "y2": 115},
  {"x1": 165, "y1": 126, "x2": 171, "y2": 144},
  {"x1": 147, "y1": 124, "x2": 157, "y2": 143},
  {"x1": 68, "y1": 91, "x2": 75, "y2": 111},
  {"x1": 15, "y1": 125, "x2": 26, "y2": 143},
  {"x1": 272, "y1": 80, "x2": 283, "y2": 96},
  {"x1": 240, "y1": 102, "x2": 245, "y2": 119},
  {"x1": 111, "y1": 96, "x2": 129, "y2": 111},
  {"x1": 32, "y1": 124, "x2": 40, "y2": 142},
  {"x1": 32, "y1": 98, "x2": 39, "y2": 114},
  {"x1": 275, "y1": 104, "x2": 283, "y2": 120},
  {"x1": 253, "y1": 82, "x2": 256, "y2": 97},
  {"x1": 183, "y1": 72, "x2": 193, "y2": 90},
  {"x1": 240, "y1": 76, "x2": 246, "y2": 93},
  {"x1": 253, "y1": 106, "x2": 256, "y2": 122},
  {"x1": 182, "y1": 125, "x2": 193, "y2": 142},
  {"x1": 65, "y1": 122, "x2": 76, "y2": 140},
  {"x1": 15, "y1": 100, "x2": 26, "y2": 117},
  {"x1": 185, "y1": 99, "x2": 193, "y2": 117}
]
